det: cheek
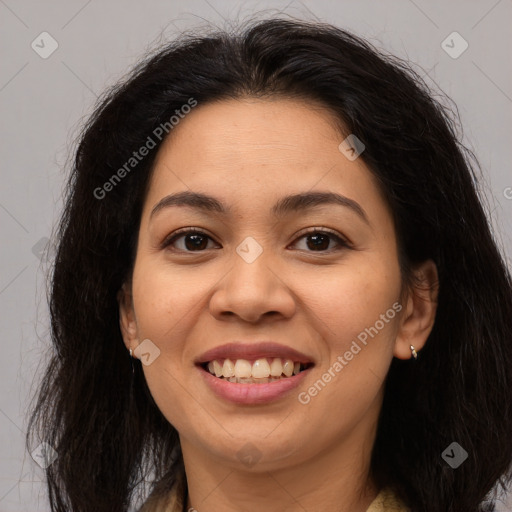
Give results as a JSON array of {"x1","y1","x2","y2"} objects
[
  {"x1": 296, "y1": 265, "x2": 401, "y2": 430},
  {"x1": 130, "y1": 256, "x2": 213, "y2": 342},
  {"x1": 301, "y1": 260, "x2": 402, "y2": 345},
  {"x1": 129, "y1": 259, "x2": 197, "y2": 428}
]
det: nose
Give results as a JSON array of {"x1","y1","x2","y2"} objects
[{"x1": 208, "y1": 242, "x2": 296, "y2": 324}]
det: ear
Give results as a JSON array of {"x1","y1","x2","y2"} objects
[
  {"x1": 394, "y1": 259, "x2": 439, "y2": 360},
  {"x1": 118, "y1": 281, "x2": 139, "y2": 353}
]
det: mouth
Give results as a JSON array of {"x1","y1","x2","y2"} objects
[
  {"x1": 194, "y1": 341, "x2": 315, "y2": 403},
  {"x1": 199, "y1": 357, "x2": 314, "y2": 384}
]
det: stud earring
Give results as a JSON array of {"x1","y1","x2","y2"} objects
[
  {"x1": 129, "y1": 348, "x2": 134, "y2": 373},
  {"x1": 410, "y1": 345, "x2": 418, "y2": 360}
]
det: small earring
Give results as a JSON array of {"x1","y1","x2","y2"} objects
[
  {"x1": 129, "y1": 348, "x2": 134, "y2": 374},
  {"x1": 410, "y1": 345, "x2": 418, "y2": 360}
]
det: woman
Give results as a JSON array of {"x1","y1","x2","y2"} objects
[{"x1": 27, "y1": 17, "x2": 512, "y2": 512}]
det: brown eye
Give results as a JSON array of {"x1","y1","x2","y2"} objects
[
  {"x1": 292, "y1": 229, "x2": 349, "y2": 252},
  {"x1": 162, "y1": 227, "x2": 350, "y2": 254},
  {"x1": 162, "y1": 230, "x2": 217, "y2": 252}
]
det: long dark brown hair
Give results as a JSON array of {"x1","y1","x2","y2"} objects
[{"x1": 27, "y1": 16, "x2": 512, "y2": 512}]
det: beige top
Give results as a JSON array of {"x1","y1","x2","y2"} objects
[{"x1": 141, "y1": 470, "x2": 410, "y2": 512}]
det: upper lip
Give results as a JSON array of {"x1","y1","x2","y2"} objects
[{"x1": 195, "y1": 341, "x2": 315, "y2": 365}]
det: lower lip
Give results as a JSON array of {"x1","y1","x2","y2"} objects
[{"x1": 197, "y1": 365, "x2": 312, "y2": 405}]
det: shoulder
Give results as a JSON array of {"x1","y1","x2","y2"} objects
[
  {"x1": 140, "y1": 479, "x2": 408, "y2": 512},
  {"x1": 366, "y1": 487, "x2": 410, "y2": 512},
  {"x1": 139, "y1": 473, "x2": 186, "y2": 512}
]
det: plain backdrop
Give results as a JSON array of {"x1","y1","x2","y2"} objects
[{"x1": 0, "y1": 0, "x2": 511, "y2": 510}]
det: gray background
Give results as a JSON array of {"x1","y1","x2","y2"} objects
[{"x1": 1, "y1": 0, "x2": 511, "y2": 510}]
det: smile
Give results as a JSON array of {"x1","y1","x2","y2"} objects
[{"x1": 203, "y1": 357, "x2": 313, "y2": 384}]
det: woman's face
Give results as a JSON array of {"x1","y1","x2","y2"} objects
[{"x1": 120, "y1": 97, "x2": 432, "y2": 472}]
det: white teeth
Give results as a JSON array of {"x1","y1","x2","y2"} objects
[
  {"x1": 270, "y1": 358, "x2": 283, "y2": 377},
  {"x1": 252, "y1": 359, "x2": 270, "y2": 378},
  {"x1": 205, "y1": 357, "x2": 308, "y2": 381},
  {"x1": 222, "y1": 358, "x2": 235, "y2": 378},
  {"x1": 234, "y1": 359, "x2": 252, "y2": 378},
  {"x1": 282, "y1": 360, "x2": 294, "y2": 377},
  {"x1": 213, "y1": 360, "x2": 223, "y2": 378}
]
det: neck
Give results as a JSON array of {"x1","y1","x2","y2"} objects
[{"x1": 180, "y1": 420, "x2": 380, "y2": 512}]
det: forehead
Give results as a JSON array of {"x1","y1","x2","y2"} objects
[
  {"x1": 155, "y1": 96, "x2": 344, "y2": 166},
  {"x1": 143, "y1": 97, "x2": 388, "y2": 222}
]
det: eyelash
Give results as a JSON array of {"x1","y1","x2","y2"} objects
[{"x1": 161, "y1": 227, "x2": 351, "y2": 253}]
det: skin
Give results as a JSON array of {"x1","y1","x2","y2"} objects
[{"x1": 119, "y1": 97, "x2": 438, "y2": 512}]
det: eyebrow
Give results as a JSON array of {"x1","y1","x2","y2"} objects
[{"x1": 150, "y1": 190, "x2": 369, "y2": 224}]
